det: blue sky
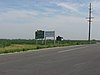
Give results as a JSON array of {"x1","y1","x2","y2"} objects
[{"x1": 0, "y1": 0, "x2": 100, "y2": 40}]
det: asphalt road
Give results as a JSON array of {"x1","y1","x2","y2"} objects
[{"x1": 0, "y1": 44, "x2": 100, "y2": 75}]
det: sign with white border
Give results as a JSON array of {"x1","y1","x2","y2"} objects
[{"x1": 44, "y1": 31, "x2": 55, "y2": 37}]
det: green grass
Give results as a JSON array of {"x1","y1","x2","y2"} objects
[{"x1": 0, "y1": 39, "x2": 97, "y2": 54}]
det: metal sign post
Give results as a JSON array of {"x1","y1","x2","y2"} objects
[
  {"x1": 36, "y1": 39, "x2": 38, "y2": 46},
  {"x1": 45, "y1": 36, "x2": 46, "y2": 45},
  {"x1": 54, "y1": 36, "x2": 55, "y2": 45}
]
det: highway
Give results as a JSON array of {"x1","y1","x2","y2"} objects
[{"x1": 0, "y1": 44, "x2": 100, "y2": 75}]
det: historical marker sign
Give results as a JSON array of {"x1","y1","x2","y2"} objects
[
  {"x1": 35, "y1": 30, "x2": 44, "y2": 39},
  {"x1": 35, "y1": 30, "x2": 55, "y2": 45}
]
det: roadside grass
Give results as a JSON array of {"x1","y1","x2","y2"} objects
[
  {"x1": 0, "y1": 44, "x2": 36, "y2": 53},
  {"x1": 0, "y1": 39, "x2": 97, "y2": 54},
  {"x1": 0, "y1": 44, "x2": 59, "y2": 54}
]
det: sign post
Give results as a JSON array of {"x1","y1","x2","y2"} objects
[
  {"x1": 45, "y1": 36, "x2": 46, "y2": 45},
  {"x1": 35, "y1": 30, "x2": 55, "y2": 45},
  {"x1": 44, "y1": 31, "x2": 55, "y2": 45},
  {"x1": 35, "y1": 30, "x2": 44, "y2": 45}
]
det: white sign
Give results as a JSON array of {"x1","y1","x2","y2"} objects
[{"x1": 45, "y1": 31, "x2": 55, "y2": 37}]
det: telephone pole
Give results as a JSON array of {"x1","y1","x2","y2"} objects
[{"x1": 87, "y1": 3, "x2": 93, "y2": 43}]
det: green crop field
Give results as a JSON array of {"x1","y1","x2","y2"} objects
[{"x1": 0, "y1": 39, "x2": 97, "y2": 54}]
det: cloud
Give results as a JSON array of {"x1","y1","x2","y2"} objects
[
  {"x1": 92, "y1": 0, "x2": 100, "y2": 12},
  {"x1": 0, "y1": 0, "x2": 88, "y2": 17},
  {"x1": 0, "y1": 9, "x2": 40, "y2": 27},
  {"x1": 56, "y1": 2, "x2": 80, "y2": 12},
  {"x1": 0, "y1": 9, "x2": 38, "y2": 21}
]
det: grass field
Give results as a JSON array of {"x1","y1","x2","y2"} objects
[{"x1": 0, "y1": 39, "x2": 97, "y2": 54}]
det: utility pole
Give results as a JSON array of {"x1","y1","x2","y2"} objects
[{"x1": 87, "y1": 3, "x2": 93, "y2": 43}]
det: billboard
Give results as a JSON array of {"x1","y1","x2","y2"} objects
[{"x1": 44, "y1": 31, "x2": 55, "y2": 37}]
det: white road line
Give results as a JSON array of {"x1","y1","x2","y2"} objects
[{"x1": 58, "y1": 46, "x2": 88, "y2": 53}]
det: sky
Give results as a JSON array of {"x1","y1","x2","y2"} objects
[{"x1": 0, "y1": 0, "x2": 100, "y2": 40}]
